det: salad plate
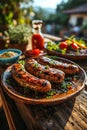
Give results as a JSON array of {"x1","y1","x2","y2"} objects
[{"x1": 45, "y1": 36, "x2": 87, "y2": 60}]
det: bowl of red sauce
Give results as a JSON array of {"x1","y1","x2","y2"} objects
[{"x1": 25, "y1": 49, "x2": 46, "y2": 58}]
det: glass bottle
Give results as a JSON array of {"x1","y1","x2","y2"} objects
[{"x1": 32, "y1": 20, "x2": 44, "y2": 50}]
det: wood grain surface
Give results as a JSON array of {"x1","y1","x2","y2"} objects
[{"x1": 16, "y1": 90, "x2": 87, "y2": 130}]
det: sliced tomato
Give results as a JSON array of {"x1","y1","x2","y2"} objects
[
  {"x1": 59, "y1": 41, "x2": 68, "y2": 50},
  {"x1": 71, "y1": 42, "x2": 79, "y2": 50},
  {"x1": 25, "y1": 49, "x2": 41, "y2": 56},
  {"x1": 32, "y1": 49, "x2": 41, "y2": 55}
]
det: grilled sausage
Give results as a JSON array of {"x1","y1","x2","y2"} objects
[
  {"x1": 11, "y1": 63, "x2": 51, "y2": 93},
  {"x1": 37, "y1": 56, "x2": 79, "y2": 75},
  {"x1": 25, "y1": 59, "x2": 65, "y2": 83}
]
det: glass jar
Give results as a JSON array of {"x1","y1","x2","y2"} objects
[{"x1": 32, "y1": 20, "x2": 44, "y2": 50}]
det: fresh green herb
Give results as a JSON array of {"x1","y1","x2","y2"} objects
[
  {"x1": 39, "y1": 70, "x2": 43, "y2": 74},
  {"x1": 65, "y1": 77, "x2": 72, "y2": 81},
  {"x1": 46, "y1": 90, "x2": 56, "y2": 99},
  {"x1": 56, "y1": 48, "x2": 62, "y2": 53},
  {"x1": 65, "y1": 35, "x2": 87, "y2": 46},
  {"x1": 73, "y1": 74, "x2": 79, "y2": 78},
  {"x1": 5, "y1": 24, "x2": 32, "y2": 44},
  {"x1": 72, "y1": 74, "x2": 79, "y2": 81},
  {"x1": 61, "y1": 81, "x2": 67, "y2": 89},
  {"x1": 20, "y1": 66, "x2": 25, "y2": 71},
  {"x1": 46, "y1": 41, "x2": 67, "y2": 54},
  {"x1": 61, "y1": 81, "x2": 72, "y2": 90},
  {"x1": 46, "y1": 42, "x2": 58, "y2": 51},
  {"x1": 18, "y1": 60, "x2": 25, "y2": 65},
  {"x1": 34, "y1": 63, "x2": 39, "y2": 68},
  {"x1": 50, "y1": 60, "x2": 55, "y2": 65},
  {"x1": 48, "y1": 56, "x2": 58, "y2": 60},
  {"x1": 64, "y1": 35, "x2": 75, "y2": 41},
  {"x1": 6, "y1": 79, "x2": 10, "y2": 84},
  {"x1": 61, "y1": 48, "x2": 67, "y2": 54},
  {"x1": 78, "y1": 39, "x2": 87, "y2": 46},
  {"x1": 44, "y1": 65, "x2": 49, "y2": 69}
]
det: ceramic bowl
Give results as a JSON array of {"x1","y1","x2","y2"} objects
[{"x1": 0, "y1": 48, "x2": 22, "y2": 64}]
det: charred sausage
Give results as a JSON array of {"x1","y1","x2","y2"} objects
[
  {"x1": 11, "y1": 63, "x2": 51, "y2": 93},
  {"x1": 25, "y1": 59, "x2": 65, "y2": 83},
  {"x1": 37, "y1": 56, "x2": 79, "y2": 75}
]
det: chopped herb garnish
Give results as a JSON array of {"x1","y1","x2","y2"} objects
[
  {"x1": 46, "y1": 90, "x2": 56, "y2": 99},
  {"x1": 34, "y1": 63, "x2": 39, "y2": 68},
  {"x1": 46, "y1": 42, "x2": 58, "y2": 51},
  {"x1": 48, "y1": 56, "x2": 58, "y2": 60},
  {"x1": 6, "y1": 79, "x2": 10, "y2": 84},
  {"x1": 39, "y1": 70, "x2": 43, "y2": 74},
  {"x1": 61, "y1": 48, "x2": 67, "y2": 54},
  {"x1": 50, "y1": 60, "x2": 55, "y2": 65},
  {"x1": 65, "y1": 77, "x2": 72, "y2": 81},
  {"x1": 18, "y1": 60, "x2": 25, "y2": 65},
  {"x1": 20, "y1": 65, "x2": 25, "y2": 71},
  {"x1": 44, "y1": 65, "x2": 49, "y2": 69},
  {"x1": 61, "y1": 81, "x2": 72, "y2": 90}
]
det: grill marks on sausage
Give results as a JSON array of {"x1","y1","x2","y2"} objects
[
  {"x1": 25, "y1": 59, "x2": 65, "y2": 83},
  {"x1": 37, "y1": 56, "x2": 79, "y2": 75},
  {"x1": 11, "y1": 63, "x2": 51, "y2": 93}
]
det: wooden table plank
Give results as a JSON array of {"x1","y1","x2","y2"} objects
[
  {"x1": 15, "y1": 89, "x2": 87, "y2": 130},
  {"x1": 44, "y1": 34, "x2": 62, "y2": 41},
  {"x1": 0, "y1": 85, "x2": 28, "y2": 130}
]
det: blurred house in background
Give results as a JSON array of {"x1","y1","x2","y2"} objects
[
  {"x1": 63, "y1": 4, "x2": 87, "y2": 38},
  {"x1": 64, "y1": 4, "x2": 87, "y2": 27}
]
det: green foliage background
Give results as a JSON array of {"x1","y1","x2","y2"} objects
[{"x1": 0, "y1": 0, "x2": 33, "y2": 25}]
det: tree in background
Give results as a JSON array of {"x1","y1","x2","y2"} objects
[
  {"x1": 33, "y1": 7, "x2": 46, "y2": 20},
  {"x1": 0, "y1": 0, "x2": 33, "y2": 31},
  {"x1": 59, "y1": 0, "x2": 87, "y2": 10}
]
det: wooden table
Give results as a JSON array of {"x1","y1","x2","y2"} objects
[{"x1": 0, "y1": 35, "x2": 87, "y2": 130}]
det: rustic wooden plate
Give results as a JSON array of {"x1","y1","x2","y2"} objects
[
  {"x1": 44, "y1": 43, "x2": 87, "y2": 60},
  {"x1": 1, "y1": 57, "x2": 86, "y2": 105}
]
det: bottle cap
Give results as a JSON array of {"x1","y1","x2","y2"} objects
[{"x1": 32, "y1": 20, "x2": 43, "y2": 25}]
